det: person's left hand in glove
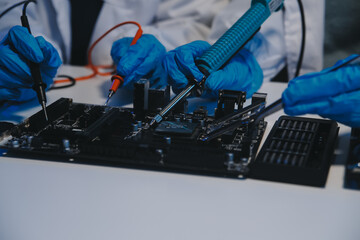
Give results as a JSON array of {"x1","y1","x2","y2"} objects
[
  {"x1": 282, "y1": 54, "x2": 360, "y2": 127},
  {"x1": 111, "y1": 34, "x2": 167, "y2": 89},
  {"x1": 162, "y1": 40, "x2": 263, "y2": 98},
  {"x1": 0, "y1": 26, "x2": 62, "y2": 102}
]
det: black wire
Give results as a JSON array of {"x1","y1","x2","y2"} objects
[
  {"x1": 50, "y1": 75, "x2": 76, "y2": 90},
  {"x1": 1, "y1": 0, "x2": 75, "y2": 91},
  {"x1": 0, "y1": 1, "x2": 28, "y2": 19},
  {"x1": 295, "y1": 0, "x2": 306, "y2": 78},
  {"x1": 22, "y1": 0, "x2": 36, "y2": 16},
  {"x1": 22, "y1": 0, "x2": 75, "y2": 90}
]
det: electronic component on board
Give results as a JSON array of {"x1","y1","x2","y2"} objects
[
  {"x1": 133, "y1": 79, "x2": 150, "y2": 120},
  {"x1": 215, "y1": 90, "x2": 246, "y2": 119},
  {"x1": 155, "y1": 121, "x2": 199, "y2": 137},
  {"x1": 251, "y1": 116, "x2": 339, "y2": 187},
  {"x1": 148, "y1": 86, "x2": 170, "y2": 113}
]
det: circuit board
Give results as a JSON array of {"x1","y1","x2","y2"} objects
[
  {"x1": 0, "y1": 81, "x2": 340, "y2": 187},
  {"x1": 0, "y1": 85, "x2": 266, "y2": 179}
]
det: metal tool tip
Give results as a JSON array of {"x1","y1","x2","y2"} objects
[
  {"x1": 149, "y1": 119, "x2": 156, "y2": 128},
  {"x1": 105, "y1": 91, "x2": 115, "y2": 106},
  {"x1": 198, "y1": 135, "x2": 207, "y2": 142},
  {"x1": 41, "y1": 101, "x2": 49, "y2": 122},
  {"x1": 104, "y1": 97, "x2": 110, "y2": 106}
]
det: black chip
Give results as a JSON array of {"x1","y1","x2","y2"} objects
[{"x1": 155, "y1": 121, "x2": 198, "y2": 135}]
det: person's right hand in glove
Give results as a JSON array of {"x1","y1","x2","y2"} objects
[
  {"x1": 111, "y1": 34, "x2": 167, "y2": 89},
  {"x1": 282, "y1": 54, "x2": 360, "y2": 127},
  {"x1": 162, "y1": 40, "x2": 263, "y2": 98},
  {"x1": 0, "y1": 26, "x2": 62, "y2": 102}
]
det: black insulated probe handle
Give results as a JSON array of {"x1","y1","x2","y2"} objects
[
  {"x1": 21, "y1": 15, "x2": 47, "y2": 104},
  {"x1": 29, "y1": 61, "x2": 47, "y2": 104}
]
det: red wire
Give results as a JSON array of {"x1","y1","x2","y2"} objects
[{"x1": 54, "y1": 21, "x2": 143, "y2": 84}]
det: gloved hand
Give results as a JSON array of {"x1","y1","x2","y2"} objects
[
  {"x1": 162, "y1": 40, "x2": 263, "y2": 98},
  {"x1": 111, "y1": 34, "x2": 167, "y2": 89},
  {"x1": 0, "y1": 26, "x2": 62, "y2": 102},
  {"x1": 282, "y1": 54, "x2": 360, "y2": 127}
]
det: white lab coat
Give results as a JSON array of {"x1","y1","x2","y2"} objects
[
  {"x1": 0, "y1": 0, "x2": 324, "y2": 82},
  {"x1": 208, "y1": 0, "x2": 325, "y2": 81}
]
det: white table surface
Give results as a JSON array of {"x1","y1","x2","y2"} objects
[{"x1": 0, "y1": 65, "x2": 359, "y2": 240}]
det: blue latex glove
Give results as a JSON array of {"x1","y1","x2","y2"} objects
[
  {"x1": 0, "y1": 26, "x2": 62, "y2": 102},
  {"x1": 162, "y1": 40, "x2": 263, "y2": 98},
  {"x1": 282, "y1": 54, "x2": 360, "y2": 127},
  {"x1": 111, "y1": 34, "x2": 167, "y2": 89}
]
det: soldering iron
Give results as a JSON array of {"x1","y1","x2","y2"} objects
[{"x1": 147, "y1": 0, "x2": 284, "y2": 129}]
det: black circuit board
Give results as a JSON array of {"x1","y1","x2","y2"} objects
[
  {"x1": 0, "y1": 94, "x2": 266, "y2": 179},
  {"x1": 0, "y1": 82, "x2": 340, "y2": 187}
]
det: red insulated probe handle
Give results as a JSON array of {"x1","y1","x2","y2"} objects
[
  {"x1": 109, "y1": 28, "x2": 143, "y2": 92},
  {"x1": 110, "y1": 75, "x2": 124, "y2": 93}
]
